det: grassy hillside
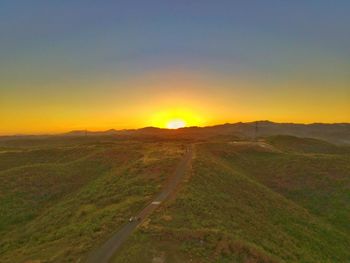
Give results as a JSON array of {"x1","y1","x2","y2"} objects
[
  {"x1": 265, "y1": 135, "x2": 350, "y2": 154},
  {"x1": 1, "y1": 135, "x2": 349, "y2": 262},
  {"x1": 114, "y1": 139, "x2": 350, "y2": 262},
  {"x1": 0, "y1": 138, "x2": 185, "y2": 262},
  {"x1": 209, "y1": 138, "x2": 350, "y2": 234}
]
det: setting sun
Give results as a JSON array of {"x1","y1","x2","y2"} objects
[
  {"x1": 166, "y1": 119, "x2": 186, "y2": 129},
  {"x1": 149, "y1": 108, "x2": 204, "y2": 129}
]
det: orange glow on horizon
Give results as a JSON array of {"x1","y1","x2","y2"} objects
[{"x1": 1, "y1": 69, "x2": 349, "y2": 136}]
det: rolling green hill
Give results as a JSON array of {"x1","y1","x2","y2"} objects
[
  {"x1": 114, "y1": 138, "x2": 350, "y2": 263},
  {"x1": 0, "y1": 135, "x2": 349, "y2": 262},
  {"x1": 265, "y1": 135, "x2": 350, "y2": 154},
  {"x1": 0, "y1": 138, "x2": 185, "y2": 262}
]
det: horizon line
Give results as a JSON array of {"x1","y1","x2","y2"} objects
[{"x1": 1, "y1": 120, "x2": 349, "y2": 137}]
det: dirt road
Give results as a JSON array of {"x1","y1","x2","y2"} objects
[{"x1": 86, "y1": 145, "x2": 193, "y2": 263}]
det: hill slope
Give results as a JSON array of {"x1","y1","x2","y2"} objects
[
  {"x1": 0, "y1": 136, "x2": 349, "y2": 262},
  {"x1": 0, "y1": 138, "x2": 185, "y2": 262},
  {"x1": 113, "y1": 138, "x2": 350, "y2": 262},
  {"x1": 56, "y1": 121, "x2": 350, "y2": 145}
]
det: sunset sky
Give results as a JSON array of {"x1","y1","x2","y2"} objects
[{"x1": 1, "y1": 1, "x2": 350, "y2": 135}]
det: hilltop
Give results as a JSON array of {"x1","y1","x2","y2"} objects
[
  {"x1": 63, "y1": 121, "x2": 350, "y2": 143},
  {"x1": 3, "y1": 121, "x2": 348, "y2": 145}
]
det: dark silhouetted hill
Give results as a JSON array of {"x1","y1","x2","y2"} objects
[{"x1": 62, "y1": 121, "x2": 350, "y2": 145}]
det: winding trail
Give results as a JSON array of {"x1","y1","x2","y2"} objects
[{"x1": 86, "y1": 145, "x2": 193, "y2": 263}]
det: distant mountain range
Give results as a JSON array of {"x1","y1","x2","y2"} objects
[{"x1": 63, "y1": 121, "x2": 350, "y2": 145}]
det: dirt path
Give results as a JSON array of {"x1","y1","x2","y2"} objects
[{"x1": 85, "y1": 145, "x2": 193, "y2": 263}]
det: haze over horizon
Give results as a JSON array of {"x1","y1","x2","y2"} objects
[{"x1": 1, "y1": 1, "x2": 350, "y2": 135}]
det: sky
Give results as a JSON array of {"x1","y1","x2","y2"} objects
[{"x1": 1, "y1": 1, "x2": 349, "y2": 134}]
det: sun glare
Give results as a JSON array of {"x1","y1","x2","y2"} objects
[
  {"x1": 167, "y1": 119, "x2": 186, "y2": 129},
  {"x1": 149, "y1": 108, "x2": 204, "y2": 129}
]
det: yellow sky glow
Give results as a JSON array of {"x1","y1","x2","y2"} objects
[{"x1": 1, "y1": 69, "x2": 349, "y2": 135}]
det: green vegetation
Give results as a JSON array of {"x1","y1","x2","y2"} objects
[
  {"x1": 114, "y1": 137, "x2": 350, "y2": 263},
  {"x1": 0, "y1": 137, "x2": 185, "y2": 262},
  {"x1": 1, "y1": 135, "x2": 349, "y2": 262},
  {"x1": 266, "y1": 135, "x2": 350, "y2": 154}
]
